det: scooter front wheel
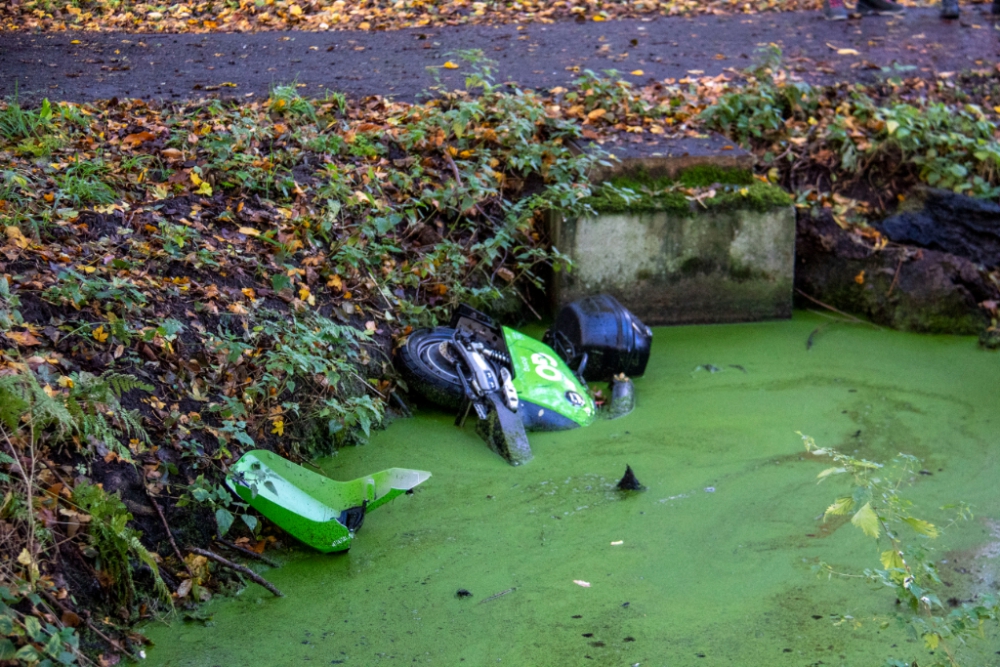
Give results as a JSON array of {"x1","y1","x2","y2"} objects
[{"x1": 397, "y1": 327, "x2": 465, "y2": 410}]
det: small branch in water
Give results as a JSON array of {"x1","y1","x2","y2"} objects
[
  {"x1": 188, "y1": 547, "x2": 284, "y2": 597},
  {"x1": 479, "y1": 587, "x2": 516, "y2": 604},
  {"x1": 795, "y1": 288, "x2": 868, "y2": 324},
  {"x1": 215, "y1": 539, "x2": 280, "y2": 568}
]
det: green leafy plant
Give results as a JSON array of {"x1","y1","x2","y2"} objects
[
  {"x1": 73, "y1": 482, "x2": 170, "y2": 606},
  {"x1": 177, "y1": 475, "x2": 257, "y2": 538},
  {"x1": 0, "y1": 583, "x2": 80, "y2": 667},
  {"x1": 802, "y1": 433, "x2": 1000, "y2": 667}
]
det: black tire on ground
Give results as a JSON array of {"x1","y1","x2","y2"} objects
[{"x1": 397, "y1": 327, "x2": 464, "y2": 410}]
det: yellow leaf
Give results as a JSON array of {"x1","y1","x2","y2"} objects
[
  {"x1": 924, "y1": 633, "x2": 940, "y2": 651},
  {"x1": 880, "y1": 549, "x2": 904, "y2": 571},
  {"x1": 4, "y1": 331, "x2": 41, "y2": 346},
  {"x1": 837, "y1": 48, "x2": 859, "y2": 55},
  {"x1": 886, "y1": 120, "x2": 899, "y2": 135},
  {"x1": 57, "y1": 376, "x2": 75, "y2": 389},
  {"x1": 92, "y1": 325, "x2": 109, "y2": 343},
  {"x1": 903, "y1": 517, "x2": 939, "y2": 538},
  {"x1": 5, "y1": 225, "x2": 29, "y2": 249},
  {"x1": 238, "y1": 227, "x2": 261, "y2": 237},
  {"x1": 851, "y1": 502, "x2": 880, "y2": 539},
  {"x1": 587, "y1": 108, "x2": 607, "y2": 121},
  {"x1": 443, "y1": 61, "x2": 459, "y2": 69},
  {"x1": 630, "y1": 69, "x2": 644, "y2": 76},
  {"x1": 288, "y1": 4, "x2": 302, "y2": 15},
  {"x1": 195, "y1": 181, "x2": 213, "y2": 196},
  {"x1": 17, "y1": 548, "x2": 34, "y2": 566},
  {"x1": 189, "y1": 171, "x2": 203, "y2": 186},
  {"x1": 298, "y1": 286, "x2": 311, "y2": 301},
  {"x1": 854, "y1": 270, "x2": 865, "y2": 285},
  {"x1": 592, "y1": 14, "x2": 605, "y2": 21},
  {"x1": 271, "y1": 418, "x2": 284, "y2": 436}
]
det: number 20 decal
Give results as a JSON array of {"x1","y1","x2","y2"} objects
[{"x1": 530, "y1": 353, "x2": 564, "y2": 382}]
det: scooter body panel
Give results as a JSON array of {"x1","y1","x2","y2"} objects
[{"x1": 503, "y1": 327, "x2": 596, "y2": 429}]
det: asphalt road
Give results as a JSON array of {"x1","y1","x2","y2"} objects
[{"x1": 1, "y1": 8, "x2": 998, "y2": 102}]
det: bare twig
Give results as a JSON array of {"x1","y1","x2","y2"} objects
[
  {"x1": 442, "y1": 150, "x2": 463, "y2": 187},
  {"x1": 514, "y1": 288, "x2": 543, "y2": 321},
  {"x1": 215, "y1": 539, "x2": 280, "y2": 568},
  {"x1": 39, "y1": 589, "x2": 125, "y2": 664},
  {"x1": 886, "y1": 251, "x2": 906, "y2": 298},
  {"x1": 145, "y1": 488, "x2": 193, "y2": 577},
  {"x1": 795, "y1": 288, "x2": 880, "y2": 328},
  {"x1": 188, "y1": 547, "x2": 284, "y2": 597}
]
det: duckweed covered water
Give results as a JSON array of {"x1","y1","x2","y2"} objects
[{"x1": 144, "y1": 313, "x2": 1000, "y2": 666}]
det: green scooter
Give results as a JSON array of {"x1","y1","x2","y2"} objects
[{"x1": 398, "y1": 296, "x2": 652, "y2": 465}]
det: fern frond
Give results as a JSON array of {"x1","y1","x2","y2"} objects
[
  {"x1": 129, "y1": 535, "x2": 170, "y2": 602},
  {"x1": 101, "y1": 372, "x2": 153, "y2": 398}
]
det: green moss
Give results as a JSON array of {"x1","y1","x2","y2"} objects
[
  {"x1": 583, "y1": 167, "x2": 791, "y2": 215},
  {"x1": 703, "y1": 181, "x2": 793, "y2": 214},
  {"x1": 676, "y1": 165, "x2": 755, "y2": 188}
]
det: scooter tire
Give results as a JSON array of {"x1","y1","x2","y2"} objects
[{"x1": 397, "y1": 327, "x2": 465, "y2": 410}]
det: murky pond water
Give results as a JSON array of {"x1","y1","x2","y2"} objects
[{"x1": 143, "y1": 313, "x2": 1000, "y2": 667}]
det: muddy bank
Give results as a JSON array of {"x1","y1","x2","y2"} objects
[{"x1": 794, "y1": 209, "x2": 999, "y2": 335}]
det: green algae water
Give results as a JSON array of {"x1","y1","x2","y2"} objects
[{"x1": 143, "y1": 313, "x2": 1000, "y2": 666}]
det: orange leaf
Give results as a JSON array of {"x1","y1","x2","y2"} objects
[
  {"x1": 122, "y1": 131, "x2": 155, "y2": 147},
  {"x1": 854, "y1": 270, "x2": 865, "y2": 285}
]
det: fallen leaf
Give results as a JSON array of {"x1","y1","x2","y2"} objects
[
  {"x1": 573, "y1": 580, "x2": 591, "y2": 587},
  {"x1": 443, "y1": 61, "x2": 459, "y2": 69},
  {"x1": 122, "y1": 131, "x2": 155, "y2": 147},
  {"x1": 630, "y1": 69, "x2": 644, "y2": 76},
  {"x1": 826, "y1": 43, "x2": 859, "y2": 56},
  {"x1": 6, "y1": 330, "x2": 42, "y2": 346},
  {"x1": 92, "y1": 325, "x2": 109, "y2": 343},
  {"x1": 854, "y1": 270, "x2": 865, "y2": 285},
  {"x1": 5, "y1": 226, "x2": 30, "y2": 249}
]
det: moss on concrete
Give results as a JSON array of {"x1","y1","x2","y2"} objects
[{"x1": 584, "y1": 167, "x2": 791, "y2": 215}]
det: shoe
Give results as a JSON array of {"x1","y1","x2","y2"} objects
[
  {"x1": 940, "y1": 0, "x2": 959, "y2": 18},
  {"x1": 858, "y1": 0, "x2": 905, "y2": 14},
  {"x1": 824, "y1": 0, "x2": 849, "y2": 19}
]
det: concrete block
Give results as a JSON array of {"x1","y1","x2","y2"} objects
[{"x1": 549, "y1": 204, "x2": 796, "y2": 325}]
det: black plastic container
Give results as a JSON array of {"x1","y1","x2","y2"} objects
[{"x1": 545, "y1": 295, "x2": 652, "y2": 382}]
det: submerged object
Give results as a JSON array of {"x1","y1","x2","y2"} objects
[
  {"x1": 546, "y1": 294, "x2": 652, "y2": 382},
  {"x1": 226, "y1": 450, "x2": 430, "y2": 553},
  {"x1": 616, "y1": 464, "x2": 645, "y2": 491},
  {"x1": 606, "y1": 374, "x2": 635, "y2": 420}
]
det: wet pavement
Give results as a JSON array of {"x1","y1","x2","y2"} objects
[{"x1": 2, "y1": 8, "x2": 998, "y2": 102}]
